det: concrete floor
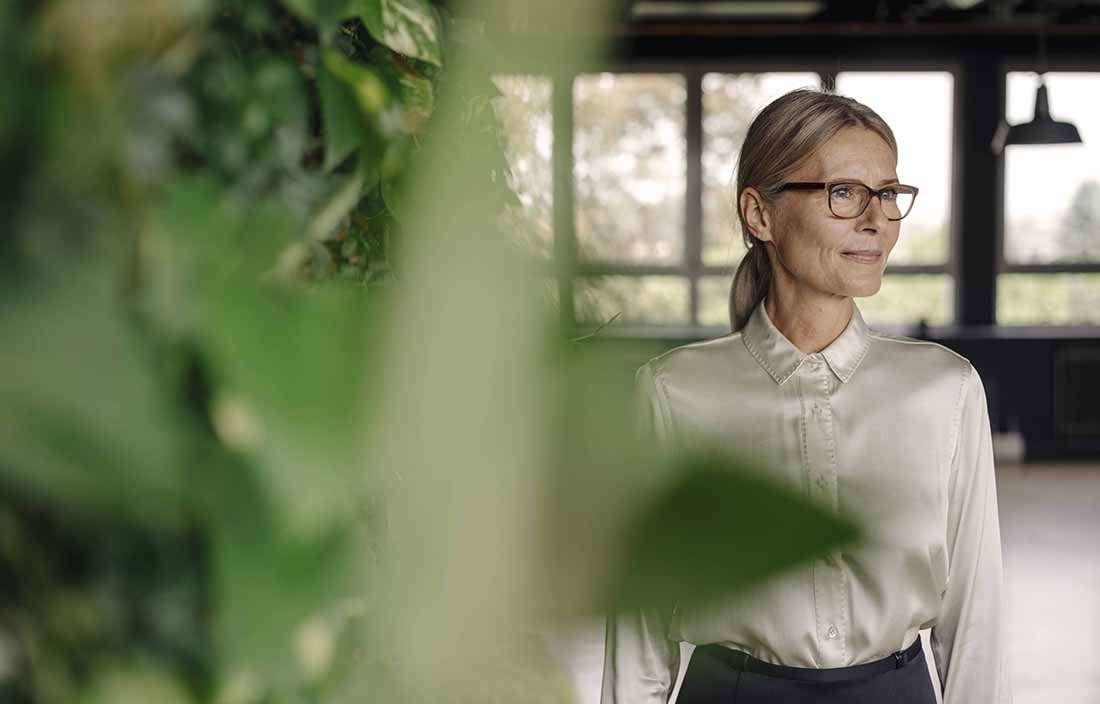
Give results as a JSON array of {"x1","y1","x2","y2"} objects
[{"x1": 546, "y1": 462, "x2": 1100, "y2": 704}]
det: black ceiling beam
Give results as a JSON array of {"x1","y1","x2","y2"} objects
[
  {"x1": 490, "y1": 26, "x2": 1099, "y2": 73},
  {"x1": 619, "y1": 20, "x2": 1100, "y2": 37}
]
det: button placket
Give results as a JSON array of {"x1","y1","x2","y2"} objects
[{"x1": 800, "y1": 356, "x2": 848, "y2": 664}]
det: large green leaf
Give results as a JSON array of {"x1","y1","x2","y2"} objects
[
  {"x1": 204, "y1": 455, "x2": 357, "y2": 682},
  {"x1": 147, "y1": 177, "x2": 385, "y2": 537},
  {"x1": 354, "y1": 0, "x2": 443, "y2": 67},
  {"x1": 201, "y1": 281, "x2": 382, "y2": 537},
  {"x1": 316, "y1": 59, "x2": 363, "y2": 172},
  {"x1": 0, "y1": 258, "x2": 184, "y2": 528},
  {"x1": 609, "y1": 454, "x2": 862, "y2": 613},
  {"x1": 320, "y1": 49, "x2": 394, "y2": 174}
]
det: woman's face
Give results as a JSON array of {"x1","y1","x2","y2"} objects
[{"x1": 751, "y1": 126, "x2": 901, "y2": 301}]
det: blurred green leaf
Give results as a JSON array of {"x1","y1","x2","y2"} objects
[
  {"x1": 316, "y1": 60, "x2": 363, "y2": 172},
  {"x1": 309, "y1": 170, "x2": 366, "y2": 241},
  {"x1": 0, "y1": 260, "x2": 184, "y2": 528},
  {"x1": 205, "y1": 455, "x2": 356, "y2": 682},
  {"x1": 200, "y1": 282, "x2": 382, "y2": 536},
  {"x1": 354, "y1": 0, "x2": 443, "y2": 67},
  {"x1": 146, "y1": 177, "x2": 384, "y2": 536},
  {"x1": 282, "y1": 0, "x2": 355, "y2": 40},
  {"x1": 608, "y1": 453, "x2": 861, "y2": 613},
  {"x1": 81, "y1": 661, "x2": 194, "y2": 704},
  {"x1": 324, "y1": 50, "x2": 389, "y2": 115},
  {"x1": 366, "y1": 46, "x2": 434, "y2": 125}
]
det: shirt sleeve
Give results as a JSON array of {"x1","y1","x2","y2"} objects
[
  {"x1": 931, "y1": 364, "x2": 1013, "y2": 704},
  {"x1": 599, "y1": 363, "x2": 681, "y2": 704}
]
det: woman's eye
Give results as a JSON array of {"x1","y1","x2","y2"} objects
[
  {"x1": 881, "y1": 189, "x2": 898, "y2": 202},
  {"x1": 831, "y1": 186, "x2": 852, "y2": 199}
]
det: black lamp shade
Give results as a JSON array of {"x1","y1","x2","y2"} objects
[{"x1": 991, "y1": 81, "x2": 1083, "y2": 154}]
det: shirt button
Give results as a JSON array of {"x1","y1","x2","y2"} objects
[{"x1": 826, "y1": 624, "x2": 839, "y2": 639}]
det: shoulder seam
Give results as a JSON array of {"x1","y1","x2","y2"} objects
[
  {"x1": 647, "y1": 332, "x2": 743, "y2": 368},
  {"x1": 867, "y1": 332, "x2": 971, "y2": 364}
]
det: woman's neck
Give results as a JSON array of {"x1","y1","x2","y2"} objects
[{"x1": 764, "y1": 288, "x2": 853, "y2": 355}]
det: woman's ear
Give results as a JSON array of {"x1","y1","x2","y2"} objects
[{"x1": 739, "y1": 186, "x2": 773, "y2": 244}]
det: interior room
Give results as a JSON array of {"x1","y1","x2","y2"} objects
[{"x1": 486, "y1": 1, "x2": 1100, "y2": 703}]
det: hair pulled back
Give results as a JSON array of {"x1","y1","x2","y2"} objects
[{"x1": 729, "y1": 88, "x2": 897, "y2": 331}]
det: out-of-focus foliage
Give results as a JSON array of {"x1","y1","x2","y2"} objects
[
  {"x1": 854, "y1": 274, "x2": 954, "y2": 327},
  {"x1": 1057, "y1": 180, "x2": 1100, "y2": 261},
  {"x1": 0, "y1": 1, "x2": 862, "y2": 702},
  {"x1": 997, "y1": 273, "x2": 1100, "y2": 325}
]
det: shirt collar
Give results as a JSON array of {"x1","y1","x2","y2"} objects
[{"x1": 741, "y1": 297, "x2": 871, "y2": 386}]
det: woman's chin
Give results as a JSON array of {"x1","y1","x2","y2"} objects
[{"x1": 845, "y1": 279, "x2": 883, "y2": 298}]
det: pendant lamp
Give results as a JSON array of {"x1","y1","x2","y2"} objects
[
  {"x1": 990, "y1": 2, "x2": 1083, "y2": 155},
  {"x1": 991, "y1": 76, "x2": 1083, "y2": 154}
]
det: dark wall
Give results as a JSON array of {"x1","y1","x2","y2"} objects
[{"x1": 932, "y1": 332, "x2": 1100, "y2": 460}]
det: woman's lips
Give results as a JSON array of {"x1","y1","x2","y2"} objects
[{"x1": 841, "y1": 251, "x2": 882, "y2": 264}]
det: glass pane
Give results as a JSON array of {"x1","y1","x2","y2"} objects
[
  {"x1": 574, "y1": 74, "x2": 686, "y2": 264},
  {"x1": 836, "y1": 72, "x2": 954, "y2": 266},
  {"x1": 698, "y1": 275, "x2": 733, "y2": 329},
  {"x1": 491, "y1": 75, "x2": 553, "y2": 260},
  {"x1": 1004, "y1": 72, "x2": 1100, "y2": 264},
  {"x1": 997, "y1": 274, "x2": 1100, "y2": 325},
  {"x1": 855, "y1": 274, "x2": 954, "y2": 326},
  {"x1": 574, "y1": 276, "x2": 689, "y2": 326},
  {"x1": 699, "y1": 273, "x2": 953, "y2": 329},
  {"x1": 702, "y1": 73, "x2": 820, "y2": 266}
]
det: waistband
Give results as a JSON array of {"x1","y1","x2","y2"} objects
[{"x1": 693, "y1": 637, "x2": 924, "y2": 684}]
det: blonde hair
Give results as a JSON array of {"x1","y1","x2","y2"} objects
[{"x1": 728, "y1": 88, "x2": 898, "y2": 331}]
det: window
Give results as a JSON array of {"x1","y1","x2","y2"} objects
[
  {"x1": 494, "y1": 69, "x2": 958, "y2": 333},
  {"x1": 574, "y1": 73, "x2": 687, "y2": 266},
  {"x1": 999, "y1": 71, "x2": 1100, "y2": 326}
]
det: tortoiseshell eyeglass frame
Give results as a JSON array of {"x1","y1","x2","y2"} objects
[{"x1": 776, "y1": 181, "x2": 920, "y2": 221}]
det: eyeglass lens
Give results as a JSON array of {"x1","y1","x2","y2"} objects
[{"x1": 829, "y1": 184, "x2": 915, "y2": 220}]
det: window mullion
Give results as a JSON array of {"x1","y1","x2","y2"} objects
[{"x1": 686, "y1": 69, "x2": 704, "y2": 327}]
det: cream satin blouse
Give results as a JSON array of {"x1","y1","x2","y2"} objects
[{"x1": 601, "y1": 297, "x2": 1012, "y2": 704}]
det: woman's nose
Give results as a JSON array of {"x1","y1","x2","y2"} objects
[{"x1": 860, "y1": 194, "x2": 890, "y2": 230}]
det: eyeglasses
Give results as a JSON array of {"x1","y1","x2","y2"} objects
[{"x1": 776, "y1": 181, "x2": 919, "y2": 221}]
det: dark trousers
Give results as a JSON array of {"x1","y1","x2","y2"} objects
[{"x1": 676, "y1": 637, "x2": 937, "y2": 704}]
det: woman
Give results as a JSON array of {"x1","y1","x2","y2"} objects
[{"x1": 600, "y1": 89, "x2": 1012, "y2": 704}]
